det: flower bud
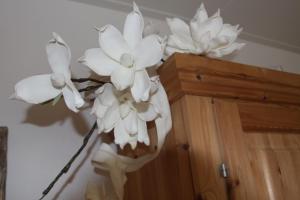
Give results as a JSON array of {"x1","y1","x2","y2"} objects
[{"x1": 51, "y1": 73, "x2": 66, "y2": 89}]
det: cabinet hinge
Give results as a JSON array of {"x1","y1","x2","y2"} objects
[{"x1": 219, "y1": 163, "x2": 229, "y2": 178}]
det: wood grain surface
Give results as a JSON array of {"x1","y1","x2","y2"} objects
[
  {"x1": 238, "y1": 102, "x2": 300, "y2": 133},
  {"x1": 124, "y1": 99, "x2": 195, "y2": 200},
  {"x1": 214, "y1": 99, "x2": 300, "y2": 200},
  {"x1": 123, "y1": 54, "x2": 300, "y2": 200},
  {"x1": 182, "y1": 95, "x2": 228, "y2": 200},
  {"x1": 158, "y1": 53, "x2": 300, "y2": 105}
]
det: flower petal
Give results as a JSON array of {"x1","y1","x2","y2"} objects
[
  {"x1": 91, "y1": 98, "x2": 108, "y2": 118},
  {"x1": 11, "y1": 74, "x2": 61, "y2": 104},
  {"x1": 131, "y1": 70, "x2": 151, "y2": 102},
  {"x1": 65, "y1": 79, "x2": 85, "y2": 108},
  {"x1": 108, "y1": 162, "x2": 127, "y2": 199},
  {"x1": 119, "y1": 103, "x2": 131, "y2": 119},
  {"x1": 62, "y1": 86, "x2": 80, "y2": 112},
  {"x1": 123, "y1": 2, "x2": 144, "y2": 49},
  {"x1": 208, "y1": 42, "x2": 245, "y2": 58},
  {"x1": 129, "y1": 140, "x2": 138, "y2": 149},
  {"x1": 208, "y1": 35, "x2": 229, "y2": 50},
  {"x1": 136, "y1": 102, "x2": 158, "y2": 121},
  {"x1": 123, "y1": 111, "x2": 138, "y2": 135},
  {"x1": 167, "y1": 34, "x2": 195, "y2": 51},
  {"x1": 114, "y1": 120, "x2": 137, "y2": 149},
  {"x1": 111, "y1": 67, "x2": 135, "y2": 90},
  {"x1": 133, "y1": 35, "x2": 163, "y2": 69},
  {"x1": 137, "y1": 118, "x2": 149, "y2": 145},
  {"x1": 46, "y1": 32, "x2": 71, "y2": 79},
  {"x1": 97, "y1": 118, "x2": 105, "y2": 134},
  {"x1": 197, "y1": 31, "x2": 211, "y2": 53},
  {"x1": 190, "y1": 13, "x2": 223, "y2": 43},
  {"x1": 90, "y1": 97, "x2": 99, "y2": 114},
  {"x1": 143, "y1": 21, "x2": 159, "y2": 37},
  {"x1": 149, "y1": 82, "x2": 170, "y2": 116},
  {"x1": 166, "y1": 18, "x2": 192, "y2": 44},
  {"x1": 114, "y1": 121, "x2": 127, "y2": 148},
  {"x1": 91, "y1": 143, "x2": 127, "y2": 199},
  {"x1": 165, "y1": 46, "x2": 187, "y2": 57},
  {"x1": 103, "y1": 103, "x2": 120, "y2": 132},
  {"x1": 79, "y1": 48, "x2": 121, "y2": 76},
  {"x1": 96, "y1": 83, "x2": 118, "y2": 107},
  {"x1": 209, "y1": 24, "x2": 243, "y2": 50},
  {"x1": 219, "y1": 24, "x2": 240, "y2": 42},
  {"x1": 192, "y1": 3, "x2": 208, "y2": 24},
  {"x1": 98, "y1": 25, "x2": 130, "y2": 61},
  {"x1": 95, "y1": 104, "x2": 108, "y2": 119}
]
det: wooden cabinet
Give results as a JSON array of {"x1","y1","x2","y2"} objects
[{"x1": 124, "y1": 53, "x2": 300, "y2": 200}]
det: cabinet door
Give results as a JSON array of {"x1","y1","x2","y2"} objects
[
  {"x1": 214, "y1": 99, "x2": 300, "y2": 200},
  {"x1": 124, "y1": 96, "x2": 229, "y2": 200},
  {"x1": 124, "y1": 99, "x2": 195, "y2": 200}
]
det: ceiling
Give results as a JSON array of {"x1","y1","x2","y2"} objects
[{"x1": 71, "y1": 0, "x2": 300, "y2": 53}]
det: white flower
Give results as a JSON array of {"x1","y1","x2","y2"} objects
[
  {"x1": 10, "y1": 33, "x2": 84, "y2": 112},
  {"x1": 79, "y1": 2, "x2": 164, "y2": 102},
  {"x1": 143, "y1": 21, "x2": 160, "y2": 37},
  {"x1": 92, "y1": 77, "x2": 172, "y2": 200},
  {"x1": 166, "y1": 3, "x2": 245, "y2": 58},
  {"x1": 91, "y1": 77, "x2": 162, "y2": 149}
]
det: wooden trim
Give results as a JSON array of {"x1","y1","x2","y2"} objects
[
  {"x1": 158, "y1": 53, "x2": 300, "y2": 105},
  {"x1": 0, "y1": 127, "x2": 7, "y2": 200},
  {"x1": 238, "y1": 102, "x2": 300, "y2": 133}
]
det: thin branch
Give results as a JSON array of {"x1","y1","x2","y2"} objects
[
  {"x1": 78, "y1": 84, "x2": 103, "y2": 93},
  {"x1": 38, "y1": 122, "x2": 97, "y2": 200},
  {"x1": 71, "y1": 78, "x2": 106, "y2": 84}
]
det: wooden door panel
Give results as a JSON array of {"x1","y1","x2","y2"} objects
[
  {"x1": 182, "y1": 96, "x2": 228, "y2": 200},
  {"x1": 124, "y1": 98, "x2": 195, "y2": 200},
  {"x1": 214, "y1": 100, "x2": 259, "y2": 200},
  {"x1": 247, "y1": 133, "x2": 300, "y2": 200},
  {"x1": 249, "y1": 149, "x2": 300, "y2": 200},
  {"x1": 246, "y1": 133, "x2": 300, "y2": 150},
  {"x1": 214, "y1": 99, "x2": 300, "y2": 200},
  {"x1": 238, "y1": 102, "x2": 300, "y2": 133}
]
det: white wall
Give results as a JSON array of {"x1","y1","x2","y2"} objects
[
  {"x1": 1, "y1": 0, "x2": 300, "y2": 200},
  {"x1": 229, "y1": 38, "x2": 300, "y2": 74}
]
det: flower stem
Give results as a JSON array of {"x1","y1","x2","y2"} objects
[
  {"x1": 71, "y1": 78, "x2": 106, "y2": 84},
  {"x1": 38, "y1": 122, "x2": 97, "y2": 200},
  {"x1": 78, "y1": 84, "x2": 103, "y2": 93}
]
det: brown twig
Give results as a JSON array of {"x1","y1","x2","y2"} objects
[
  {"x1": 71, "y1": 78, "x2": 106, "y2": 84},
  {"x1": 38, "y1": 122, "x2": 97, "y2": 200},
  {"x1": 78, "y1": 85, "x2": 103, "y2": 93}
]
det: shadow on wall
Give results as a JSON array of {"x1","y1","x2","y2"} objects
[
  {"x1": 52, "y1": 134, "x2": 100, "y2": 200},
  {"x1": 22, "y1": 99, "x2": 102, "y2": 199},
  {"x1": 22, "y1": 100, "x2": 90, "y2": 136}
]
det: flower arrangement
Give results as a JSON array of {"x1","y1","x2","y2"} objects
[
  {"x1": 11, "y1": 2, "x2": 244, "y2": 199},
  {"x1": 166, "y1": 3, "x2": 244, "y2": 57}
]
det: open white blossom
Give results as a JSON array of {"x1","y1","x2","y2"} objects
[
  {"x1": 80, "y1": 2, "x2": 164, "y2": 103},
  {"x1": 91, "y1": 77, "x2": 162, "y2": 149},
  {"x1": 166, "y1": 3, "x2": 245, "y2": 58},
  {"x1": 10, "y1": 33, "x2": 84, "y2": 112},
  {"x1": 143, "y1": 21, "x2": 160, "y2": 37},
  {"x1": 92, "y1": 77, "x2": 172, "y2": 199}
]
